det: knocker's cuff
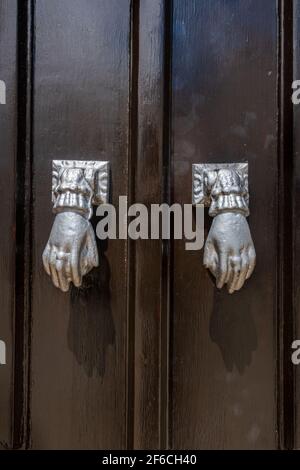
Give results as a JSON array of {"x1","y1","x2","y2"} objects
[
  {"x1": 53, "y1": 191, "x2": 93, "y2": 219},
  {"x1": 192, "y1": 163, "x2": 250, "y2": 217},
  {"x1": 53, "y1": 167, "x2": 94, "y2": 219},
  {"x1": 209, "y1": 194, "x2": 249, "y2": 217}
]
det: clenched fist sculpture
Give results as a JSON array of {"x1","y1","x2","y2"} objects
[
  {"x1": 43, "y1": 160, "x2": 109, "y2": 292},
  {"x1": 204, "y1": 212, "x2": 256, "y2": 293},
  {"x1": 193, "y1": 163, "x2": 256, "y2": 294}
]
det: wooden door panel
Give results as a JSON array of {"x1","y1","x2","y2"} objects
[
  {"x1": 0, "y1": 0, "x2": 17, "y2": 448},
  {"x1": 132, "y1": 0, "x2": 169, "y2": 449},
  {"x1": 294, "y1": 0, "x2": 300, "y2": 450},
  {"x1": 30, "y1": 0, "x2": 131, "y2": 449},
  {"x1": 170, "y1": 0, "x2": 278, "y2": 449},
  {"x1": 1, "y1": 0, "x2": 297, "y2": 451}
]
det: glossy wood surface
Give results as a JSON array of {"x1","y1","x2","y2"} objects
[
  {"x1": 30, "y1": 0, "x2": 131, "y2": 448},
  {"x1": 0, "y1": 0, "x2": 298, "y2": 450},
  {"x1": 170, "y1": 0, "x2": 278, "y2": 449},
  {"x1": 0, "y1": 0, "x2": 17, "y2": 448}
]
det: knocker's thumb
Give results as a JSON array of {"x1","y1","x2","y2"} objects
[
  {"x1": 70, "y1": 248, "x2": 82, "y2": 287},
  {"x1": 86, "y1": 227, "x2": 99, "y2": 268}
]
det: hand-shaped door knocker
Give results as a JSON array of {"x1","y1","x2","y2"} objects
[
  {"x1": 42, "y1": 160, "x2": 109, "y2": 292},
  {"x1": 193, "y1": 163, "x2": 256, "y2": 294}
]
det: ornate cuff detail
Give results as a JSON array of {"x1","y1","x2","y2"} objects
[
  {"x1": 53, "y1": 168, "x2": 93, "y2": 218},
  {"x1": 52, "y1": 160, "x2": 110, "y2": 220},
  {"x1": 192, "y1": 163, "x2": 249, "y2": 217}
]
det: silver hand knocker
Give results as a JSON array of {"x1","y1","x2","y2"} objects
[
  {"x1": 192, "y1": 163, "x2": 256, "y2": 294},
  {"x1": 42, "y1": 160, "x2": 109, "y2": 292}
]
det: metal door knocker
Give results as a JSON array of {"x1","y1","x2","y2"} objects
[
  {"x1": 42, "y1": 160, "x2": 109, "y2": 292},
  {"x1": 192, "y1": 163, "x2": 256, "y2": 293}
]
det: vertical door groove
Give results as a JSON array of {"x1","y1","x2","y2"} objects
[
  {"x1": 14, "y1": 0, "x2": 34, "y2": 449},
  {"x1": 126, "y1": 0, "x2": 140, "y2": 450},
  {"x1": 278, "y1": 0, "x2": 294, "y2": 450},
  {"x1": 132, "y1": 0, "x2": 172, "y2": 449},
  {"x1": 160, "y1": 0, "x2": 173, "y2": 450},
  {"x1": 0, "y1": 0, "x2": 18, "y2": 449}
]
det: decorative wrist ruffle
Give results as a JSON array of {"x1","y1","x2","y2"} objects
[
  {"x1": 209, "y1": 193, "x2": 249, "y2": 216},
  {"x1": 206, "y1": 168, "x2": 249, "y2": 217},
  {"x1": 53, "y1": 168, "x2": 93, "y2": 219}
]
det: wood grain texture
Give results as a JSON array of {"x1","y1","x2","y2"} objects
[
  {"x1": 132, "y1": 0, "x2": 168, "y2": 449},
  {"x1": 30, "y1": 0, "x2": 131, "y2": 449},
  {"x1": 170, "y1": 0, "x2": 278, "y2": 449},
  {"x1": 0, "y1": 0, "x2": 295, "y2": 450},
  {"x1": 294, "y1": 0, "x2": 300, "y2": 450},
  {"x1": 0, "y1": 0, "x2": 17, "y2": 448},
  {"x1": 278, "y1": 0, "x2": 294, "y2": 450}
]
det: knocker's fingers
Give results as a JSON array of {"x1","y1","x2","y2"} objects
[
  {"x1": 203, "y1": 244, "x2": 218, "y2": 277},
  {"x1": 42, "y1": 245, "x2": 51, "y2": 276},
  {"x1": 246, "y1": 246, "x2": 256, "y2": 280},
  {"x1": 234, "y1": 252, "x2": 249, "y2": 292},
  {"x1": 224, "y1": 256, "x2": 232, "y2": 285},
  {"x1": 227, "y1": 256, "x2": 241, "y2": 294},
  {"x1": 55, "y1": 259, "x2": 70, "y2": 292},
  {"x1": 70, "y1": 248, "x2": 82, "y2": 287},
  {"x1": 216, "y1": 252, "x2": 228, "y2": 289},
  {"x1": 49, "y1": 248, "x2": 60, "y2": 289},
  {"x1": 65, "y1": 259, "x2": 72, "y2": 277}
]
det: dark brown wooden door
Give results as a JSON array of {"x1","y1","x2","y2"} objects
[
  {"x1": 170, "y1": 0, "x2": 278, "y2": 449},
  {"x1": 0, "y1": 0, "x2": 298, "y2": 450},
  {"x1": 0, "y1": 0, "x2": 18, "y2": 449}
]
